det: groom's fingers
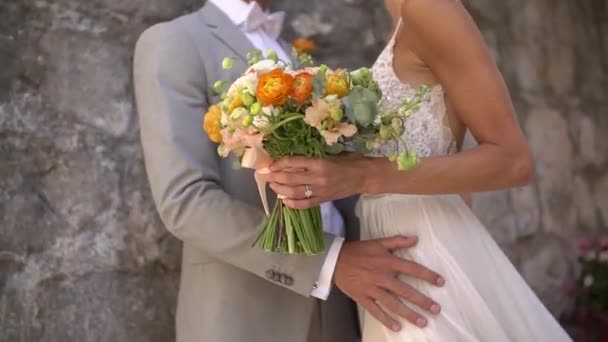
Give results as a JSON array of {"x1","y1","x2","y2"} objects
[
  {"x1": 374, "y1": 290, "x2": 428, "y2": 328},
  {"x1": 378, "y1": 236, "x2": 446, "y2": 286},
  {"x1": 382, "y1": 277, "x2": 441, "y2": 315},
  {"x1": 390, "y1": 258, "x2": 446, "y2": 287},
  {"x1": 361, "y1": 298, "x2": 401, "y2": 332},
  {"x1": 378, "y1": 236, "x2": 419, "y2": 250}
]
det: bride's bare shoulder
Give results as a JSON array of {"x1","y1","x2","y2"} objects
[
  {"x1": 401, "y1": 0, "x2": 469, "y2": 22},
  {"x1": 401, "y1": 0, "x2": 463, "y2": 10},
  {"x1": 399, "y1": 0, "x2": 482, "y2": 51}
]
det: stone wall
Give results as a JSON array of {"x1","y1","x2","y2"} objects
[
  {"x1": 464, "y1": 0, "x2": 608, "y2": 316},
  {"x1": 0, "y1": 0, "x2": 606, "y2": 341}
]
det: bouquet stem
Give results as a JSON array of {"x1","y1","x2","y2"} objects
[{"x1": 253, "y1": 199, "x2": 325, "y2": 254}]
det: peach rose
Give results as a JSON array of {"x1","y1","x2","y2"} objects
[
  {"x1": 304, "y1": 99, "x2": 331, "y2": 128},
  {"x1": 219, "y1": 127, "x2": 265, "y2": 157},
  {"x1": 321, "y1": 122, "x2": 358, "y2": 146}
]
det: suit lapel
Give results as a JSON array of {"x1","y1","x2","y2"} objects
[{"x1": 199, "y1": 2, "x2": 256, "y2": 64}]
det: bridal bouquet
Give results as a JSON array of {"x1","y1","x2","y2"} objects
[{"x1": 203, "y1": 48, "x2": 430, "y2": 255}]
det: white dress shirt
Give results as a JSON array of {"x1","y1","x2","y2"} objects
[{"x1": 209, "y1": 0, "x2": 345, "y2": 300}]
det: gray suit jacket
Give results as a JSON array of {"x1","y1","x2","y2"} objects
[{"x1": 133, "y1": 3, "x2": 359, "y2": 341}]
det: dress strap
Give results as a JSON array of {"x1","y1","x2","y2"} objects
[
  {"x1": 388, "y1": 18, "x2": 403, "y2": 47},
  {"x1": 392, "y1": 0, "x2": 405, "y2": 40}
]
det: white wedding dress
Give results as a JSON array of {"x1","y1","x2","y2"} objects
[{"x1": 356, "y1": 18, "x2": 572, "y2": 342}]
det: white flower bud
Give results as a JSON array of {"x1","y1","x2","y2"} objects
[
  {"x1": 599, "y1": 251, "x2": 608, "y2": 263},
  {"x1": 584, "y1": 250, "x2": 597, "y2": 262},
  {"x1": 583, "y1": 274, "x2": 594, "y2": 287}
]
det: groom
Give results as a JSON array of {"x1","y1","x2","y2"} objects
[{"x1": 134, "y1": 0, "x2": 444, "y2": 341}]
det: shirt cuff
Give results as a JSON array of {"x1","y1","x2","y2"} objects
[{"x1": 311, "y1": 236, "x2": 345, "y2": 300}]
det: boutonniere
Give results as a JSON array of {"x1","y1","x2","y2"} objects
[{"x1": 292, "y1": 38, "x2": 317, "y2": 55}]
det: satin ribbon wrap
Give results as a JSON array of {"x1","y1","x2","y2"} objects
[{"x1": 241, "y1": 147, "x2": 274, "y2": 216}]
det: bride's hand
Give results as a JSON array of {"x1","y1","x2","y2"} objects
[{"x1": 268, "y1": 153, "x2": 371, "y2": 208}]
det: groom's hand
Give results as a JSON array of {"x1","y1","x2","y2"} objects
[{"x1": 334, "y1": 236, "x2": 444, "y2": 332}]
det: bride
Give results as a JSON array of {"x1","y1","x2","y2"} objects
[{"x1": 267, "y1": 0, "x2": 573, "y2": 341}]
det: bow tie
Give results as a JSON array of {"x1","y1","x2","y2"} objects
[{"x1": 242, "y1": 3, "x2": 285, "y2": 40}]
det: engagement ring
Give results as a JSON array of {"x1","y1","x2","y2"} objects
[{"x1": 304, "y1": 185, "x2": 313, "y2": 199}]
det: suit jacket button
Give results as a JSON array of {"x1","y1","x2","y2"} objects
[
  {"x1": 284, "y1": 276, "x2": 294, "y2": 286},
  {"x1": 266, "y1": 270, "x2": 275, "y2": 280}
]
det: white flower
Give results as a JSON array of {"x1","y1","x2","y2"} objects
[
  {"x1": 244, "y1": 82, "x2": 256, "y2": 95},
  {"x1": 302, "y1": 66, "x2": 321, "y2": 75},
  {"x1": 247, "y1": 59, "x2": 280, "y2": 73},
  {"x1": 583, "y1": 274, "x2": 594, "y2": 287},
  {"x1": 373, "y1": 113, "x2": 383, "y2": 126},
  {"x1": 228, "y1": 73, "x2": 258, "y2": 95},
  {"x1": 366, "y1": 138, "x2": 383, "y2": 150},
  {"x1": 217, "y1": 144, "x2": 229, "y2": 157},
  {"x1": 584, "y1": 250, "x2": 597, "y2": 262},
  {"x1": 262, "y1": 105, "x2": 281, "y2": 117},
  {"x1": 230, "y1": 107, "x2": 249, "y2": 120},
  {"x1": 323, "y1": 94, "x2": 338, "y2": 102},
  {"x1": 220, "y1": 111, "x2": 229, "y2": 126},
  {"x1": 599, "y1": 251, "x2": 608, "y2": 263},
  {"x1": 253, "y1": 115, "x2": 270, "y2": 129}
]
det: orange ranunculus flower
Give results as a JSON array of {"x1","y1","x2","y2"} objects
[
  {"x1": 203, "y1": 105, "x2": 223, "y2": 143},
  {"x1": 256, "y1": 69, "x2": 294, "y2": 106},
  {"x1": 326, "y1": 70, "x2": 350, "y2": 97},
  {"x1": 290, "y1": 72, "x2": 314, "y2": 104},
  {"x1": 293, "y1": 38, "x2": 317, "y2": 55}
]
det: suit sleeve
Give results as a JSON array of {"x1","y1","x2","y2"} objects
[{"x1": 133, "y1": 23, "x2": 337, "y2": 296}]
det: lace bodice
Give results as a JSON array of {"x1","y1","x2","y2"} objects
[{"x1": 370, "y1": 19, "x2": 457, "y2": 158}]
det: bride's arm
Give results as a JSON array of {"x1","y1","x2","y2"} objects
[
  {"x1": 267, "y1": 0, "x2": 533, "y2": 208},
  {"x1": 364, "y1": 0, "x2": 533, "y2": 195}
]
